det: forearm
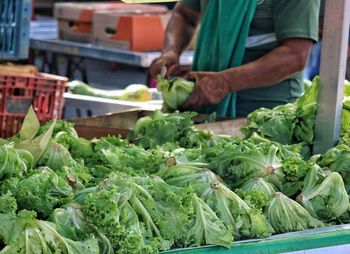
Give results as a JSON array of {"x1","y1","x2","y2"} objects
[
  {"x1": 163, "y1": 3, "x2": 200, "y2": 56},
  {"x1": 223, "y1": 39, "x2": 313, "y2": 92}
]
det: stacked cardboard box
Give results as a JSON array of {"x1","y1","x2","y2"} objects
[
  {"x1": 54, "y1": 2, "x2": 168, "y2": 49},
  {"x1": 92, "y1": 11, "x2": 170, "y2": 51}
]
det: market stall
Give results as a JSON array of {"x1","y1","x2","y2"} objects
[{"x1": 1, "y1": 0, "x2": 350, "y2": 254}]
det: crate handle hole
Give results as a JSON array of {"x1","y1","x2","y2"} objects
[
  {"x1": 105, "y1": 27, "x2": 117, "y2": 36},
  {"x1": 68, "y1": 21, "x2": 80, "y2": 29},
  {"x1": 13, "y1": 88, "x2": 25, "y2": 96}
]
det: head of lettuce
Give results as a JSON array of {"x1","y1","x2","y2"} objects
[{"x1": 157, "y1": 75, "x2": 194, "y2": 113}]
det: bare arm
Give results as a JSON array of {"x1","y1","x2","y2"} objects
[
  {"x1": 183, "y1": 38, "x2": 314, "y2": 108},
  {"x1": 149, "y1": 3, "x2": 200, "y2": 78},
  {"x1": 225, "y1": 39, "x2": 313, "y2": 91}
]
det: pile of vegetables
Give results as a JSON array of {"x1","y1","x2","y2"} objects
[
  {"x1": 1, "y1": 76, "x2": 350, "y2": 253},
  {"x1": 243, "y1": 78, "x2": 350, "y2": 148},
  {"x1": 68, "y1": 81, "x2": 152, "y2": 102}
]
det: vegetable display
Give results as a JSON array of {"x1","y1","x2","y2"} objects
[{"x1": 1, "y1": 76, "x2": 350, "y2": 253}]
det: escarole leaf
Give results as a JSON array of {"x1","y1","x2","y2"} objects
[{"x1": 14, "y1": 107, "x2": 56, "y2": 164}]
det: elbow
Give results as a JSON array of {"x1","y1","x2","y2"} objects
[
  {"x1": 281, "y1": 39, "x2": 313, "y2": 73},
  {"x1": 293, "y1": 50, "x2": 310, "y2": 72}
]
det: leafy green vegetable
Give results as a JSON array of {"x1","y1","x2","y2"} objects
[
  {"x1": 101, "y1": 144, "x2": 164, "y2": 176},
  {"x1": 345, "y1": 79, "x2": 350, "y2": 97},
  {"x1": 293, "y1": 76, "x2": 319, "y2": 144},
  {"x1": 242, "y1": 76, "x2": 319, "y2": 145},
  {"x1": 343, "y1": 97, "x2": 350, "y2": 131},
  {"x1": 240, "y1": 178, "x2": 276, "y2": 201},
  {"x1": 84, "y1": 186, "x2": 162, "y2": 254},
  {"x1": 0, "y1": 210, "x2": 99, "y2": 254},
  {"x1": 38, "y1": 120, "x2": 78, "y2": 139},
  {"x1": 280, "y1": 156, "x2": 315, "y2": 197},
  {"x1": 186, "y1": 193, "x2": 233, "y2": 248},
  {"x1": 0, "y1": 192, "x2": 17, "y2": 214},
  {"x1": 317, "y1": 145, "x2": 350, "y2": 192},
  {"x1": 157, "y1": 165, "x2": 219, "y2": 198},
  {"x1": 1, "y1": 167, "x2": 74, "y2": 218},
  {"x1": 157, "y1": 76, "x2": 194, "y2": 112},
  {"x1": 266, "y1": 192, "x2": 324, "y2": 233},
  {"x1": 13, "y1": 107, "x2": 56, "y2": 164},
  {"x1": 159, "y1": 165, "x2": 273, "y2": 239},
  {"x1": 39, "y1": 142, "x2": 78, "y2": 171},
  {"x1": 129, "y1": 111, "x2": 211, "y2": 149},
  {"x1": 235, "y1": 188, "x2": 270, "y2": 210},
  {"x1": 83, "y1": 173, "x2": 183, "y2": 253},
  {"x1": 203, "y1": 181, "x2": 274, "y2": 239},
  {"x1": 0, "y1": 144, "x2": 32, "y2": 180},
  {"x1": 242, "y1": 104, "x2": 297, "y2": 145},
  {"x1": 340, "y1": 129, "x2": 350, "y2": 146},
  {"x1": 3, "y1": 95, "x2": 350, "y2": 252},
  {"x1": 37, "y1": 142, "x2": 93, "y2": 186},
  {"x1": 50, "y1": 204, "x2": 114, "y2": 254},
  {"x1": 297, "y1": 165, "x2": 349, "y2": 221},
  {"x1": 58, "y1": 134, "x2": 95, "y2": 162},
  {"x1": 208, "y1": 143, "x2": 283, "y2": 189}
]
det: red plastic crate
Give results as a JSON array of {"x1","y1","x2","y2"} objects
[{"x1": 0, "y1": 73, "x2": 67, "y2": 137}]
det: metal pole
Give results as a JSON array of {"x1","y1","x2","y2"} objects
[{"x1": 314, "y1": 0, "x2": 350, "y2": 154}]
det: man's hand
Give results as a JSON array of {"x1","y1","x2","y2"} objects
[
  {"x1": 149, "y1": 51, "x2": 180, "y2": 79},
  {"x1": 181, "y1": 71, "x2": 231, "y2": 110},
  {"x1": 149, "y1": 3, "x2": 200, "y2": 79}
]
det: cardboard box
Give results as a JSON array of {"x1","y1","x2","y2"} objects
[
  {"x1": 93, "y1": 12, "x2": 170, "y2": 51},
  {"x1": 54, "y1": 2, "x2": 167, "y2": 43},
  {"x1": 0, "y1": 64, "x2": 38, "y2": 76}
]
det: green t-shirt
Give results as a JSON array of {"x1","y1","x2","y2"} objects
[{"x1": 181, "y1": 0, "x2": 321, "y2": 116}]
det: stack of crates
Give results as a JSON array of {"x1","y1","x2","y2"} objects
[{"x1": 0, "y1": 0, "x2": 31, "y2": 60}]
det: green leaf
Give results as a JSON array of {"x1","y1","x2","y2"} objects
[
  {"x1": 186, "y1": 194, "x2": 233, "y2": 248},
  {"x1": 267, "y1": 192, "x2": 324, "y2": 233},
  {"x1": 15, "y1": 119, "x2": 56, "y2": 164},
  {"x1": 20, "y1": 106, "x2": 40, "y2": 141}
]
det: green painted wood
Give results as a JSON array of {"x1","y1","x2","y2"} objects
[{"x1": 163, "y1": 225, "x2": 350, "y2": 254}]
